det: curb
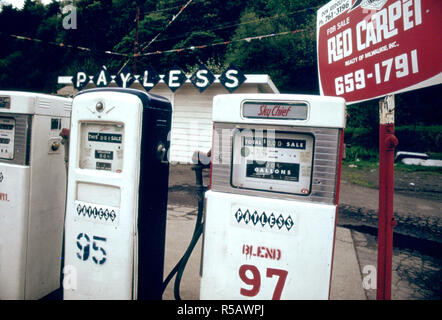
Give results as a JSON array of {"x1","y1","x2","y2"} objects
[{"x1": 338, "y1": 204, "x2": 442, "y2": 244}]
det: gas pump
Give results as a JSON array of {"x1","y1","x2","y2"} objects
[
  {"x1": 0, "y1": 91, "x2": 72, "y2": 299},
  {"x1": 200, "y1": 94, "x2": 346, "y2": 300},
  {"x1": 63, "y1": 88, "x2": 172, "y2": 300}
]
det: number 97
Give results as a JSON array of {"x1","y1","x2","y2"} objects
[{"x1": 238, "y1": 264, "x2": 288, "y2": 300}]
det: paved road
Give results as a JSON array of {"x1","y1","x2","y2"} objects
[{"x1": 351, "y1": 229, "x2": 441, "y2": 300}]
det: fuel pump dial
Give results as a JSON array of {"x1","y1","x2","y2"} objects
[
  {"x1": 0, "y1": 118, "x2": 15, "y2": 160},
  {"x1": 79, "y1": 122, "x2": 124, "y2": 173}
]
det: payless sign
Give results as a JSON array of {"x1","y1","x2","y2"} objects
[
  {"x1": 72, "y1": 64, "x2": 246, "y2": 93},
  {"x1": 317, "y1": 0, "x2": 442, "y2": 104}
]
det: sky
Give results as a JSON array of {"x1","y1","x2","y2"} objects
[{"x1": 1, "y1": 0, "x2": 56, "y2": 9}]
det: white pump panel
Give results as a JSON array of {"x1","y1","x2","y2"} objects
[{"x1": 64, "y1": 92, "x2": 142, "y2": 300}]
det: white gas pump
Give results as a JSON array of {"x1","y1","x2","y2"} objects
[
  {"x1": 200, "y1": 94, "x2": 346, "y2": 300},
  {"x1": 63, "y1": 88, "x2": 172, "y2": 300},
  {"x1": 0, "y1": 91, "x2": 72, "y2": 300}
]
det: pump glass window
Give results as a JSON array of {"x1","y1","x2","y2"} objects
[
  {"x1": 0, "y1": 117, "x2": 15, "y2": 160},
  {"x1": 231, "y1": 130, "x2": 314, "y2": 195},
  {"x1": 79, "y1": 122, "x2": 124, "y2": 173}
]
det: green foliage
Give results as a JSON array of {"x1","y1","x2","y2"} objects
[
  {"x1": 345, "y1": 127, "x2": 378, "y2": 150},
  {"x1": 0, "y1": 0, "x2": 439, "y2": 135},
  {"x1": 395, "y1": 162, "x2": 442, "y2": 174},
  {"x1": 346, "y1": 100, "x2": 378, "y2": 129},
  {"x1": 345, "y1": 145, "x2": 378, "y2": 161},
  {"x1": 185, "y1": 57, "x2": 228, "y2": 75},
  {"x1": 224, "y1": 0, "x2": 325, "y2": 94},
  {"x1": 345, "y1": 125, "x2": 442, "y2": 154},
  {"x1": 164, "y1": 30, "x2": 223, "y2": 69},
  {"x1": 395, "y1": 125, "x2": 442, "y2": 153}
]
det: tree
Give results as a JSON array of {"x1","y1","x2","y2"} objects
[
  {"x1": 0, "y1": 0, "x2": 439, "y2": 137},
  {"x1": 224, "y1": 0, "x2": 327, "y2": 94},
  {"x1": 0, "y1": 0, "x2": 66, "y2": 91}
]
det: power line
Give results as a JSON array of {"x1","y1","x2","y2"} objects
[
  {"x1": 2, "y1": 3, "x2": 317, "y2": 65},
  {"x1": 117, "y1": 0, "x2": 194, "y2": 73},
  {"x1": 152, "y1": 5, "x2": 320, "y2": 45},
  {"x1": 138, "y1": 0, "x2": 194, "y2": 52},
  {"x1": 1, "y1": 32, "x2": 130, "y2": 57},
  {"x1": 138, "y1": 29, "x2": 305, "y2": 57},
  {"x1": 2, "y1": 27, "x2": 306, "y2": 59},
  {"x1": 142, "y1": 0, "x2": 196, "y2": 15}
]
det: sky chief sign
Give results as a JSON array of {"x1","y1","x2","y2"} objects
[{"x1": 317, "y1": 0, "x2": 441, "y2": 104}]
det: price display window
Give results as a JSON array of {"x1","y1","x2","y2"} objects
[
  {"x1": 231, "y1": 130, "x2": 314, "y2": 195},
  {"x1": 79, "y1": 122, "x2": 124, "y2": 173},
  {"x1": 0, "y1": 117, "x2": 15, "y2": 160}
]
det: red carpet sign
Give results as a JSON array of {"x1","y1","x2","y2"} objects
[{"x1": 317, "y1": 0, "x2": 442, "y2": 104}]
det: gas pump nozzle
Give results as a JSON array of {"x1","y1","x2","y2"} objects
[
  {"x1": 162, "y1": 150, "x2": 211, "y2": 300},
  {"x1": 60, "y1": 128, "x2": 70, "y2": 178},
  {"x1": 191, "y1": 150, "x2": 211, "y2": 169},
  {"x1": 192, "y1": 150, "x2": 211, "y2": 198}
]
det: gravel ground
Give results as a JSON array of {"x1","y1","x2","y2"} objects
[
  {"x1": 341, "y1": 162, "x2": 442, "y2": 202},
  {"x1": 351, "y1": 228, "x2": 441, "y2": 300}
]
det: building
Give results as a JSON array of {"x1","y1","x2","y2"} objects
[{"x1": 57, "y1": 74, "x2": 279, "y2": 163}]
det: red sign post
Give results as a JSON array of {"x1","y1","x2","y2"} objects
[
  {"x1": 317, "y1": 0, "x2": 442, "y2": 299},
  {"x1": 377, "y1": 95, "x2": 398, "y2": 299}
]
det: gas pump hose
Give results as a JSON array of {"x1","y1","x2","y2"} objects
[{"x1": 162, "y1": 153, "x2": 209, "y2": 300}]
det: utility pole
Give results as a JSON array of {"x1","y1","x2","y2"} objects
[
  {"x1": 133, "y1": 5, "x2": 140, "y2": 74},
  {"x1": 377, "y1": 94, "x2": 398, "y2": 300}
]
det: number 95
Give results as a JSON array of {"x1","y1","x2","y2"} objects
[{"x1": 76, "y1": 233, "x2": 107, "y2": 265}]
